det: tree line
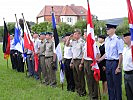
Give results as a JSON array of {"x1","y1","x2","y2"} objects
[{"x1": 0, "y1": 16, "x2": 129, "y2": 39}]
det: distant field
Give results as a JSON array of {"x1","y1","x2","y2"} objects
[{"x1": 0, "y1": 44, "x2": 126, "y2": 100}]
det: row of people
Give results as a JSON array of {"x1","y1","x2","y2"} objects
[{"x1": 9, "y1": 23, "x2": 133, "y2": 100}]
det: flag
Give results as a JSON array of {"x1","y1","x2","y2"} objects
[
  {"x1": 126, "y1": 0, "x2": 133, "y2": 61},
  {"x1": 23, "y1": 19, "x2": 38, "y2": 72},
  {"x1": 52, "y1": 10, "x2": 64, "y2": 83},
  {"x1": 3, "y1": 21, "x2": 10, "y2": 59},
  {"x1": 14, "y1": 23, "x2": 24, "y2": 53},
  {"x1": 24, "y1": 21, "x2": 34, "y2": 51},
  {"x1": 87, "y1": 1, "x2": 100, "y2": 81}
]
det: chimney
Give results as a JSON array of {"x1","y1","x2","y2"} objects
[{"x1": 71, "y1": 4, "x2": 75, "y2": 6}]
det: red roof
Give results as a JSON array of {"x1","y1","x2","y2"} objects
[{"x1": 37, "y1": 5, "x2": 87, "y2": 18}]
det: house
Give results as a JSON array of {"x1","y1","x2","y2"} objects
[{"x1": 36, "y1": 4, "x2": 87, "y2": 25}]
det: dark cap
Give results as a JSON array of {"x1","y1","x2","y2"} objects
[
  {"x1": 46, "y1": 32, "x2": 53, "y2": 35},
  {"x1": 123, "y1": 32, "x2": 131, "y2": 37},
  {"x1": 106, "y1": 24, "x2": 117, "y2": 29},
  {"x1": 74, "y1": 28, "x2": 81, "y2": 33},
  {"x1": 65, "y1": 32, "x2": 72, "y2": 36},
  {"x1": 40, "y1": 32, "x2": 46, "y2": 35},
  {"x1": 62, "y1": 32, "x2": 72, "y2": 38},
  {"x1": 98, "y1": 35, "x2": 106, "y2": 40}
]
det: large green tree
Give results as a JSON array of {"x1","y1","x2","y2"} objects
[
  {"x1": 57, "y1": 22, "x2": 74, "y2": 36},
  {"x1": 31, "y1": 22, "x2": 52, "y2": 33},
  {"x1": 116, "y1": 17, "x2": 129, "y2": 36}
]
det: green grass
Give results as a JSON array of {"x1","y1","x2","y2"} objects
[{"x1": 0, "y1": 44, "x2": 127, "y2": 100}]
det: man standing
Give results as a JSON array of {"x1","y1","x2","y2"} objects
[
  {"x1": 66, "y1": 29, "x2": 86, "y2": 96},
  {"x1": 80, "y1": 29, "x2": 100, "y2": 100},
  {"x1": 10, "y1": 35, "x2": 17, "y2": 70},
  {"x1": 32, "y1": 32, "x2": 41, "y2": 80},
  {"x1": 39, "y1": 32, "x2": 48, "y2": 84},
  {"x1": 63, "y1": 32, "x2": 75, "y2": 92},
  {"x1": 123, "y1": 32, "x2": 133, "y2": 100},
  {"x1": 98, "y1": 24, "x2": 124, "y2": 100},
  {"x1": 44, "y1": 32, "x2": 56, "y2": 87}
]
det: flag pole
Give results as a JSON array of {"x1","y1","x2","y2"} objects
[
  {"x1": 20, "y1": 13, "x2": 29, "y2": 77},
  {"x1": 3, "y1": 18, "x2": 9, "y2": 69},
  {"x1": 7, "y1": 59, "x2": 8, "y2": 69},
  {"x1": 98, "y1": 82, "x2": 101, "y2": 100},
  {"x1": 14, "y1": 14, "x2": 19, "y2": 27}
]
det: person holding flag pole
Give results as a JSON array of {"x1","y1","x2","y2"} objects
[
  {"x1": 78, "y1": 1, "x2": 101, "y2": 99},
  {"x1": 21, "y1": 13, "x2": 39, "y2": 80},
  {"x1": 51, "y1": 7, "x2": 64, "y2": 89},
  {"x1": 122, "y1": 0, "x2": 133, "y2": 100},
  {"x1": 14, "y1": 14, "x2": 25, "y2": 73}
]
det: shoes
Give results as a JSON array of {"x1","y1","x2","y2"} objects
[{"x1": 78, "y1": 91, "x2": 86, "y2": 97}]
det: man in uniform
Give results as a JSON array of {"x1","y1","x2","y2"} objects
[
  {"x1": 98, "y1": 24, "x2": 124, "y2": 100},
  {"x1": 79, "y1": 29, "x2": 100, "y2": 100},
  {"x1": 66, "y1": 29, "x2": 86, "y2": 96},
  {"x1": 39, "y1": 32, "x2": 48, "y2": 84},
  {"x1": 63, "y1": 32, "x2": 75, "y2": 92},
  {"x1": 122, "y1": 32, "x2": 133, "y2": 100},
  {"x1": 44, "y1": 32, "x2": 56, "y2": 87}
]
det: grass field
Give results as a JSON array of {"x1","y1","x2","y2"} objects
[{"x1": 0, "y1": 44, "x2": 127, "y2": 100}]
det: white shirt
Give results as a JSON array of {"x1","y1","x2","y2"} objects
[
  {"x1": 10, "y1": 39, "x2": 15, "y2": 50},
  {"x1": 83, "y1": 42, "x2": 100, "y2": 60},
  {"x1": 33, "y1": 38, "x2": 41, "y2": 53},
  {"x1": 64, "y1": 45, "x2": 72, "y2": 59},
  {"x1": 123, "y1": 46, "x2": 133, "y2": 71}
]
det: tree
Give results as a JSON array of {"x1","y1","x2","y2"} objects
[
  {"x1": 31, "y1": 22, "x2": 52, "y2": 33},
  {"x1": 57, "y1": 22, "x2": 74, "y2": 36},
  {"x1": 116, "y1": 17, "x2": 129, "y2": 36},
  {"x1": 7, "y1": 22, "x2": 15, "y2": 35},
  {"x1": 74, "y1": 20, "x2": 87, "y2": 34}
]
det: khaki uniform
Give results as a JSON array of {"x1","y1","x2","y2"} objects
[
  {"x1": 44, "y1": 40, "x2": 56, "y2": 86},
  {"x1": 70, "y1": 38, "x2": 86, "y2": 95},
  {"x1": 39, "y1": 40, "x2": 48, "y2": 84}
]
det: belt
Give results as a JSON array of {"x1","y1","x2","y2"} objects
[
  {"x1": 39, "y1": 55, "x2": 45, "y2": 57},
  {"x1": 106, "y1": 59, "x2": 118, "y2": 61},
  {"x1": 45, "y1": 56, "x2": 53, "y2": 58},
  {"x1": 27, "y1": 54, "x2": 32, "y2": 55},
  {"x1": 125, "y1": 70, "x2": 133, "y2": 74}
]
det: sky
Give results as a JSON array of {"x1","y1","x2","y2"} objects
[{"x1": 0, "y1": 0, "x2": 132, "y2": 26}]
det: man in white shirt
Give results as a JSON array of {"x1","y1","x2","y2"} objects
[
  {"x1": 32, "y1": 32, "x2": 41, "y2": 80},
  {"x1": 63, "y1": 32, "x2": 75, "y2": 92},
  {"x1": 123, "y1": 32, "x2": 133, "y2": 100}
]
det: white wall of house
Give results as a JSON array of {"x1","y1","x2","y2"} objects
[
  {"x1": 60, "y1": 16, "x2": 77, "y2": 25},
  {"x1": 38, "y1": 17, "x2": 44, "y2": 23}
]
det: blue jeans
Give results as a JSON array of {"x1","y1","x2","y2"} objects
[
  {"x1": 26, "y1": 55, "x2": 34, "y2": 76},
  {"x1": 106, "y1": 60, "x2": 122, "y2": 100}
]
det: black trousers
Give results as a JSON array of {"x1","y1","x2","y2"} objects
[
  {"x1": 10, "y1": 50, "x2": 17, "y2": 70},
  {"x1": 17, "y1": 52, "x2": 24, "y2": 72},
  {"x1": 64, "y1": 59, "x2": 75, "y2": 91},
  {"x1": 124, "y1": 73, "x2": 133, "y2": 100}
]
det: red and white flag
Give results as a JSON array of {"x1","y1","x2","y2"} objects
[
  {"x1": 87, "y1": 1, "x2": 100, "y2": 81},
  {"x1": 126, "y1": 0, "x2": 133, "y2": 61},
  {"x1": 24, "y1": 22, "x2": 34, "y2": 51},
  {"x1": 23, "y1": 21, "x2": 38, "y2": 72}
]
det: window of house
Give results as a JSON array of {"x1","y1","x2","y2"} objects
[
  {"x1": 82, "y1": 16, "x2": 85, "y2": 20},
  {"x1": 67, "y1": 18, "x2": 70, "y2": 22},
  {"x1": 67, "y1": 17, "x2": 72, "y2": 22},
  {"x1": 62, "y1": 18, "x2": 63, "y2": 22}
]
